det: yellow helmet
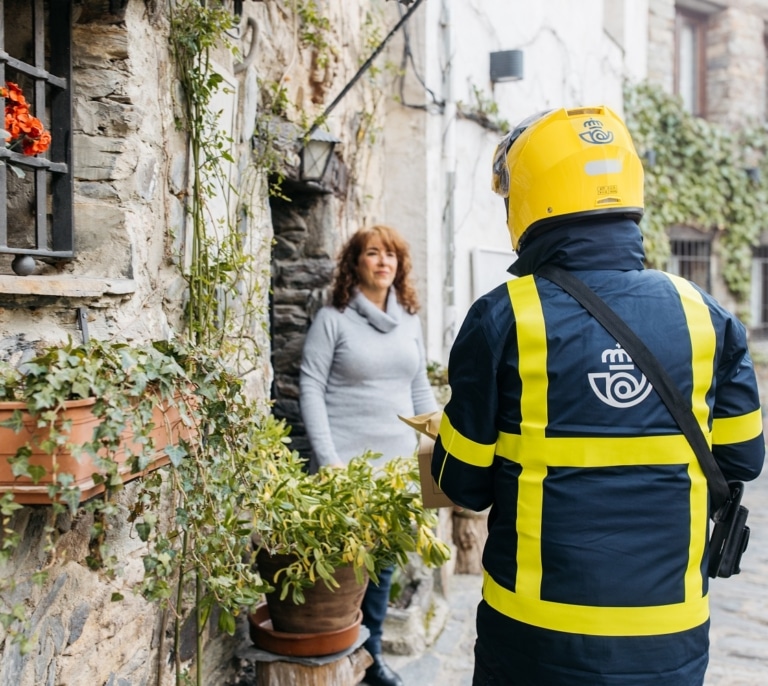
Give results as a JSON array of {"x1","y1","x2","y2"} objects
[{"x1": 491, "y1": 106, "x2": 644, "y2": 251}]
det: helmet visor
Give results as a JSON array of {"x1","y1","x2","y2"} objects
[
  {"x1": 491, "y1": 109, "x2": 554, "y2": 198},
  {"x1": 492, "y1": 134, "x2": 513, "y2": 198}
]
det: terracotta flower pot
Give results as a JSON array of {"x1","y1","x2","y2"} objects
[
  {"x1": 248, "y1": 602, "x2": 363, "y2": 657},
  {"x1": 256, "y1": 549, "x2": 369, "y2": 634},
  {"x1": 0, "y1": 395, "x2": 195, "y2": 505}
]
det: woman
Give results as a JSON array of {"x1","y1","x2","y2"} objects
[{"x1": 300, "y1": 225, "x2": 437, "y2": 686}]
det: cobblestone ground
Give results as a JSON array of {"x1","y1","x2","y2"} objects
[
  {"x1": 706, "y1": 470, "x2": 768, "y2": 685},
  {"x1": 385, "y1": 474, "x2": 768, "y2": 686}
]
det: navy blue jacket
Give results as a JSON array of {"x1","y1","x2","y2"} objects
[{"x1": 432, "y1": 218, "x2": 764, "y2": 685}]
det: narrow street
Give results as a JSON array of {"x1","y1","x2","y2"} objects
[
  {"x1": 707, "y1": 470, "x2": 768, "y2": 684},
  {"x1": 385, "y1": 474, "x2": 768, "y2": 685}
]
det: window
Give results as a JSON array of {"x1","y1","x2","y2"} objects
[
  {"x1": 668, "y1": 238, "x2": 711, "y2": 292},
  {"x1": 675, "y1": 8, "x2": 707, "y2": 116},
  {"x1": 764, "y1": 29, "x2": 768, "y2": 122},
  {"x1": 751, "y1": 246, "x2": 768, "y2": 333},
  {"x1": 1, "y1": 0, "x2": 73, "y2": 274}
]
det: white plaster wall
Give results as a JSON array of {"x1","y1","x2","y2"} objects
[{"x1": 383, "y1": 0, "x2": 650, "y2": 362}]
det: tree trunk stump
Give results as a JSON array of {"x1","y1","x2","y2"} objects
[
  {"x1": 255, "y1": 645, "x2": 372, "y2": 685},
  {"x1": 452, "y1": 508, "x2": 489, "y2": 574}
]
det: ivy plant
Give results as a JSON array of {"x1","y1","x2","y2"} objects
[
  {"x1": 624, "y1": 81, "x2": 768, "y2": 309},
  {"x1": 0, "y1": 339, "x2": 278, "y2": 672},
  {"x1": 457, "y1": 84, "x2": 509, "y2": 133},
  {"x1": 296, "y1": 0, "x2": 334, "y2": 70}
]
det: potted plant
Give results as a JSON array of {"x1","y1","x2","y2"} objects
[
  {"x1": 246, "y1": 437, "x2": 451, "y2": 654},
  {"x1": 0, "y1": 338, "x2": 197, "y2": 508},
  {"x1": 0, "y1": 336, "x2": 281, "y2": 659}
]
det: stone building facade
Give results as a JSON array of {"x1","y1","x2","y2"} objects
[
  {"x1": 0, "y1": 1, "x2": 397, "y2": 683},
  {"x1": 647, "y1": 0, "x2": 768, "y2": 332}
]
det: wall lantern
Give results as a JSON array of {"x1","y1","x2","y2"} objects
[
  {"x1": 299, "y1": 129, "x2": 340, "y2": 183},
  {"x1": 490, "y1": 50, "x2": 524, "y2": 83}
]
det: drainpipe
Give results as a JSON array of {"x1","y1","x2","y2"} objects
[{"x1": 440, "y1": 0, "x2": 457, "y2": 358}]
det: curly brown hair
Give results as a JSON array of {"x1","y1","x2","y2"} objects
[{"x1": 331, "y1": 225, "x2": 420, "y2": 314}]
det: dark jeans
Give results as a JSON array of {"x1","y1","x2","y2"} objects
[{"x1": 362, "y1": 564, "x2": 394, "y2": 656}]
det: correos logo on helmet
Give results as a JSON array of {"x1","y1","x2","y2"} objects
[
  {"x1": 578, "y1": 118, "x2": 614, "y2": 145},
  {"x1": 491, "y1": 106, "x2": 644, "y2": 252}
]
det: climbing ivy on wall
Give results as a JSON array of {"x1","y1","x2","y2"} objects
[{"x1": 623, "y1": 81, "x2": 768, "y2": 308}]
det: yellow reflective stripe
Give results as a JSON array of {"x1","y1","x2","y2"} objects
[
  {"x1": 508, "y1": 277, "x2": 547, "y2": 436},
  {"x1": 508, "y1": 277, "x2": 548, "y2": 595},
  {"x1": 515, "y1": 464, "x2": 545, "y2": 597},
  {"x1": 497, "y1": 272, "x2": 713, "y2": 636},
  {"x1": 497, "y1": 432, "x2": 697, "y2": 468},
  {"x1": 483, "y1": 572, "x2": 709, "y2": 636},
  {"x1": 686, "y1": 461, "x2": 709, "y2": 601},
  {"x1": 437, "y1": 411, "x2": 496, "y2": 468},
  {"x1": 497, "y1": 431, "x2": 710, "y2": 609},
  {"x1": 665, "y1": 274, "x2": 716, "y2": 435},
  {"x1": 712, "y1": 409, "x2": 764, "y2": 445}
]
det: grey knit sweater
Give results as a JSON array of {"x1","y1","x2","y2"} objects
[{"x1": 299, "y1": 289, "x2": 438, "y2": 469}]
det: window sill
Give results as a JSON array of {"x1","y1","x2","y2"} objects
[{"x1": 0, "y1": 276, "x2": 136, "y2": 297}]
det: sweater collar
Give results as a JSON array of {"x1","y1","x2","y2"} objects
[{"x1": 349, "y1": 288, "x2": 402, "y2": 333}]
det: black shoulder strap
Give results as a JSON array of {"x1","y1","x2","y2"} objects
[{"x1": 536, "y1": 264, "x2": 731, "y2": 512}]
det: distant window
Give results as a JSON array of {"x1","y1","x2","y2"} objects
[
  {"x1": 764, "y1": 31, "x2": 768, "y2": 121},
  {"x1": 675, "y1": 9, "x2": 707, "y2": 116},
  {"x1": 751, "y1": 245, "x2": 768, "y2": 332},
  {"x1": 668, "y1": 239, "x2": 711, "y2": 292},
  {"x1": 0, "y1": 0, "x2": 73, "y2": 272}
]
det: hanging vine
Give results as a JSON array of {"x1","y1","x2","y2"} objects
[
  {"x1": 170, "y1": 0, "x2": 268, "y2": 352},
  {"x1": 623, "y1": 81, "x2": 768, "y2": 309}
]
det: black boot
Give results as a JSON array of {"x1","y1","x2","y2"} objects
[{"x1": 364, "y1": 654, "x2": 404, "y2": 686}]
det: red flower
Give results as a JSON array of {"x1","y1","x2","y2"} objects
[
  {"x1": 22, "y1": 130, "x2": 51, "y2": 156},
  {"x1": 2, "y1": 81, "x2": 51, "y2": 156}
]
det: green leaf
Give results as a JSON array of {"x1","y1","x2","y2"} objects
[{"x1": 218, "y1": 608, "x2": 237, "y2": 635}]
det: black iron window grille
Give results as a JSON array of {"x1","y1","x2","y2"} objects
[
  {"x1": 669, "y1": 239, "x2": 712, "y2": 293},
  {"x1": 0, "y1": 0, "x2": 73, "y2": 275}
]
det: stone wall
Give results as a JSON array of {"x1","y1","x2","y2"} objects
[
  {"x1": 646, "y1": 0, "x2": 675, "y2": 93},
  {"x1": 0, "y1": 0, "x2": 395, "y2": 683},
  {"x1": 270, "y1": 191, "x2": 339, "y2": 463},
  {"x1": 706, "y1": 6, "x2": 767, "y2": 127}
]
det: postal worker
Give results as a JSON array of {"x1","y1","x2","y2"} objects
[{"x1": 432, "y1": 105, "x2": 765, "y2": 685}]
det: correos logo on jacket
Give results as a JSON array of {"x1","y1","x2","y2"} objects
[{"x1": 588, "y1": 344, "x2": 653, "y2": 408}]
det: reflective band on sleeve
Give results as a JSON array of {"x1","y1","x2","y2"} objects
[
  {"x1": 437, "y1": 411, "x2": 496, "y2": 467},
  {"x1": 712, "y1": 409, "x2": 764, "y2": 445},
  {"x1": 483, "y1": 572, "x2": 709, "y2": 636}
]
